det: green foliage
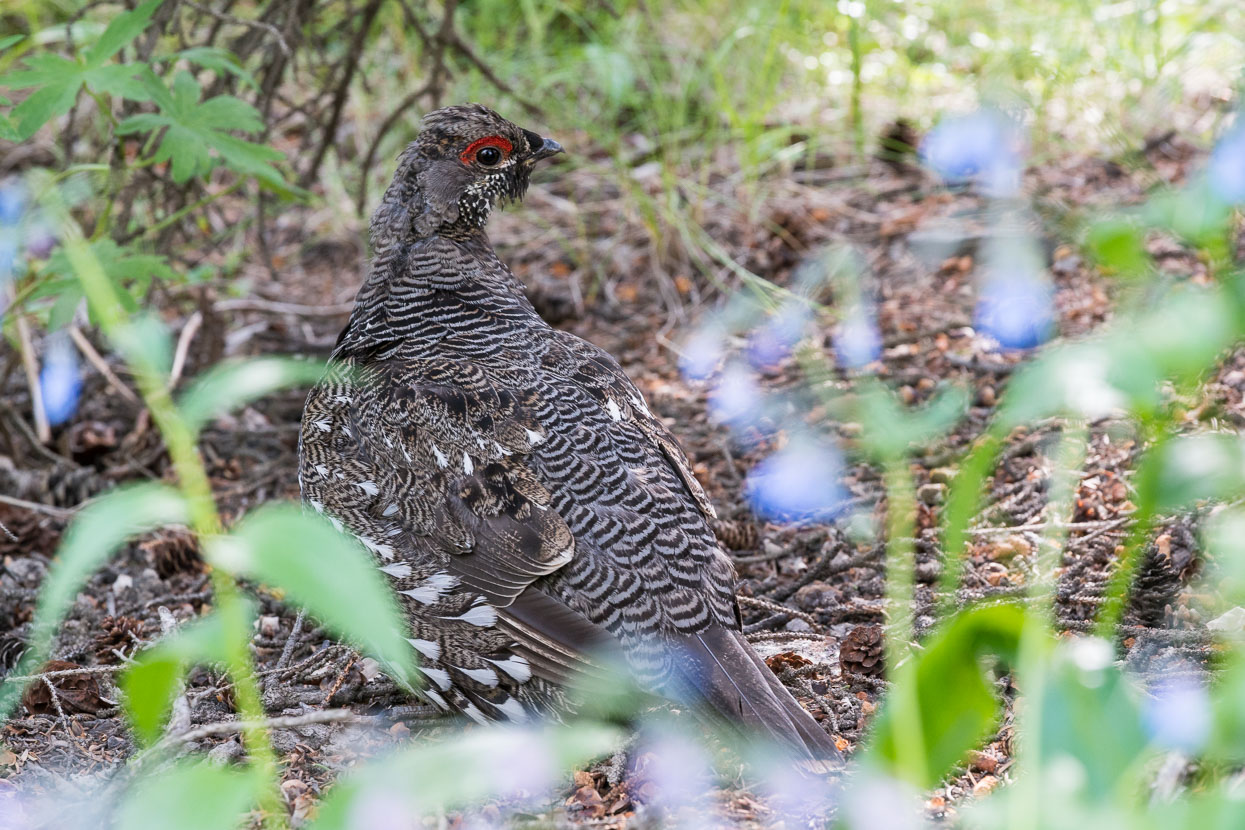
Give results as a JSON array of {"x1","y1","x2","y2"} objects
[
  {"x1": 867, "y1": 603, "x2": 1027, "y2": 788},
  {"x1": 178, "y1": 357, "x2": 328, "y2": 436},
  {"x1": 116, "y1": 760, "x2": 262, "y2": 830},
  {"x1": 121, "y1": 609, "x2": 240, "y2": 745},
  {"x1": 117, "y1": 70, "x2": 286, "y2": 188},
  {"x1": 206, "y1": 504, "x2": 418, "y2": 689}
]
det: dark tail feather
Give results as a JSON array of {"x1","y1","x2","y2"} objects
[{"x1": 670, "y1": 626, "x2": 841, "y2": 771}]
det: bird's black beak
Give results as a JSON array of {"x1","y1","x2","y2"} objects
[{"x1": 530, "y1": 137, "x2": 564, "y2": 162}]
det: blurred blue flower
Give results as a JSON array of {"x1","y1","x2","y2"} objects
[
  {"x1": 1209, "y1": 122, "x2": 1245, "y2": 204},
  {"x1": 921, "y1": 109, "x2": 1024, "y2": 197},
  {"x1": 1144, "y1": 676, "x2": 1211, "y2": 754},
  {"x1": 746, "y1": 437, "x2": 849, "y2": 522},
  {"x1": 26, "y1": 223, "x2": 57, "y2": 260},
  {"x1": 39, "y1": 333, "x2": 82, "y2": 427},
  {"x1": 638, "y1": 729, "x2": 713, "y2": 819},
  {"x1": 747, "y1": 303, "x2": 809, "y2": 369},
  {"x1": 708, "y1": 362, "x2": 763, "y2": 427},
  {"x1": 835, "y1": 304, "x2": 882, "y2": 369},
  {"x1": 0, "y1": 179, "x2": 24, "y2": 227},
  {"x1": 679, "y1": 326, "x2": 725, "y2": 380},
  {"x1": 975, "y1": 273, "x2": 1053, "y2": 350}
]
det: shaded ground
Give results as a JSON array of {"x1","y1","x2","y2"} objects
[{"x1": 0, "y1": 129, "x2": 1230, "y2": 826}]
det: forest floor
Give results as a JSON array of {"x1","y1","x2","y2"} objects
[{"x1": 0, "y1": 129, "x2": 1233, "y2": 827}]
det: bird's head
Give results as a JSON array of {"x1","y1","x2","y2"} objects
[{"x1": 370, "y1": 103, "x2": 563, "y2": 248}]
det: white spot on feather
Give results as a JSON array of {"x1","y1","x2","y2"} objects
[
  {"x1": 309, "y1": 499, "x2": 324, "y2": 514},
  {"x1": 445, "y1": 602, "x2": 497, "y2": 627},
  {"x1": 382, "y1": 503, "x2": 399, "y2": 517},
  {"x1": 314, "y1": 464, "x2": 329, "y2": 478},
  {"x1": 418, "y1": 666, "x2": 451, "y2": 691},
  {"x1": 456, "y1": 666, "x2": 499, "y2": 687},
  {"x1": 431, "y1": 444, "x2": 448, "y2": 468},
  {"x1": 380, "y1": 562, "x2": 412, "y2": 578},
  {"x1": 427, "y1": 572, "x2": 459, "y2": 591},
  {"x1": 460, "y1": 702, "x2": 487, "y2": 724},
  {"x1": 491, "y1": 695, "x2": 528, "y2": 722},
  {"x1": 606, "y1": 398, "x2": 622, "y2": 421},
  {"x1": 424, "y1": 689, "x2": 448, "y2": 710},
  {"x1": 494, "y1": 442, "x2": 511, "y2": 456},
  {"x1": 525, "y1": 428, "x2": 545, "y2": 446},
  {"x1": 462, "y1": 452, "x2": 474, "y2": 474},
  {"x1": 358, "y1": 536, "x2": 395, "y2": 560},
  {"x1": 329, "y1": 517, "x2": 343, "y2": 533},
  {"x1": 357, "y1": 480, "x2": 379, "y2": 497},
  {"x1": 400, "y1": 585, "x2": 439, "y2": 604},
  {"x1": 487, "y1": 655, "x2": 531, "y2": 683},
  {"x1": 629, "y1": 392, "x2": 651, "y2": 416},
  {"x1": 406, "y1": 638, "x2": 441, "y2": 661},
  {"x1": 312, "y1": 419, "x2": 331, "y2": 432}
]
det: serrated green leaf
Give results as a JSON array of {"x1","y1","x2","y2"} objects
[
  {"x1": 178, "y1": 356, "x2": 326, "y2": 435},
  {"x1": 207, "y1": 504, "x2": 417, "y2": 690},
  {"x1": 9, "y1": 76, "x2": 79, "y2": 140},
  {"x1": 43, "y1": 238, "x2": 177, "y2": 314},
  {"x1": 310, "y1": 724, "x2": 624, "y2": 828},
  {"x1": 173, "y1": 46, "x2": 258, "y2": 90},
  {"x1": 0, "y1": 484, "x2": 187, "y2": 720},
  {"x1": 121, "y1": 609, "x2": 237, "y2": 744},
  {"x1": 117, "y1": 759, "x2": 260, "y2": 830},
  {"x1": 118, "y1": 70, "x2": 289, "y2": 187},
  {"x1": 82, "y1": 0, "x2": 163, "y2": 67}
]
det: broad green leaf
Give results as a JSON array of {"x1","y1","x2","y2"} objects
[
  {"x1": 82, "y1": 0, "x2": 163, "y2": 67},
  {"x1": 112, "y1": 313, "x2": 174, "y2": 380},
  {"x1": 0, "y1": 35, "x2": 25, "y2": 53},
  {"x1": 116, "y1": 759, "x2": 259, "y2": 830},
  {"x1": 0, "y1": 484, "x2": 187, "y2": 719},
  {"x1": 206, "y1": 504, "x2": 417, "y2": 689},
  {"x1": 866, "y1": 602, "x2": 1027, "y2": 788},
  {"x1": 1202, "y1": 507, "x2": 1245, "y2": 604},
  {"x1": 43, "y1": 238, "x2": 177, "y2": 307},
  {"x1": 310, "y1": 723, "x2": 624, "y2": 828},
  {"x1": 117, "y1": 70, "x2": 288, "y2": 188},
  {"x1": 1037, "y1": 638, "x2": 1148, "y2": 802},
  {"x1": 1208, "y1": 652, "x2": 1245, "y2": 762},
  {"x1": 178, "y1": 356, "x2": 325, "y2": 435},
  {"x1": 121, "y1": 609, "x2": 237, "y2": 744}
]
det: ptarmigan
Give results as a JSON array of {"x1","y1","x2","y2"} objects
[{"x1": 299, "y1": 104, "x2": 839, "y2": 765}]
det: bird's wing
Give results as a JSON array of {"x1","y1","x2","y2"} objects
[{"x1": 304, "y1": 355, "x2": 620, "y2": 688}]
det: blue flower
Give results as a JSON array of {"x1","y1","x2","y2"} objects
[
  {"x1": 746, "y1": 303, "x2": 809, "y2": 369},
  {"x1": 746, "y1": 437, "x2": 850, "y2": 522},
  {"x1": 39, "y1": 334, "x2": 82, "y2": 427},
  {"x1": 1209, "y1": 122, "x2": 1245, "y2": 204},
  {"x1": 708, "y1": 362, "x2": 763, "y2": 427},
  {"x1": 975, "y1": 274, "x2": 1053, "y2": 350},
  {"x1": 0, "y1": 180, "x2": 25, "y2": 227},
  {"x1": 1143, "y1": 675, "x2": 1211, "y2": 754},
  {"x1": 679, "y1": 326, "x2": 724, "y2": 381},
  {"x1": 835, "y1": 304, "x2": 882, "y2": 369},
  {"x1": 921, "y1": 110, "x2": 1024, "y2": 197}
]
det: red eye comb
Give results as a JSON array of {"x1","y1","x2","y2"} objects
[{"x1": 460, "y1": 136, "x2": 513, "y2": 164}]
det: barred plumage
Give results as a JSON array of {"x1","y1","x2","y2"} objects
[{"x1": 298, "y1": 104, "x2": 839, "y2": 766}]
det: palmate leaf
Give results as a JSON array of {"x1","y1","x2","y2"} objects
[
  {"x1": 41, "y1": 238, "x2": 177, "y2": 316},
  {"x1": 0, "y1": 0, "x2": 162, "y2": 139},
  {"x1": 118, "y1": 70, "x2": 288, "y2": 189}
]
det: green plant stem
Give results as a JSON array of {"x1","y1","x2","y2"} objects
[
  {"x1": 936, "y1": 427, "x2": 1006, "y2": 615},
  {"x1": 135, "y1": 179, "x2": 245, "y2": 243},
  {"x1": 881, "y1": 452, "x2": 924, "y2": 781},
  {"x1": 52, "y1": 194, "x2": 287, "y2": 829}
]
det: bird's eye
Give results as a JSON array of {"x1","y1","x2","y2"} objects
[{"x1": 460, "y1": 136, "x2": 513, "y2": 167}]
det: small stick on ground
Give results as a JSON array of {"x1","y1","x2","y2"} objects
[{"x1": 68, "y1": 325, "x2": 141, "y2": 405}]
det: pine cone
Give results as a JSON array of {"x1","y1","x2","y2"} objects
[
  {"x1": 877, "y1": 118, "x2": 919, "y2": 172},
  {"x1": 94, "y1": 615, "x2": 147, "y2": 664},
  {"x1": 141, "y1": 527, "x2": 203, "y2": 579},
  {"x1": 711, "y1": 518, "x2": 759, "y2": 551},
  {"x1": 1126, "y1": 521, "x2": 1198, "y2": 628},
  {"x1": 839, "y1": 624, "x2": 885, "y2": 678},
  {"x1": 22, "y1": 660, "x2": 107, "y2": 715}
]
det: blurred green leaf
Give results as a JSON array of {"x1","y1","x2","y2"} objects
[
  {"x1": 1145, "y1": 433, "x2": 1244, "y2": 512},
  {"x1": 1037, "y1": 639, "x2": 1148, "y2": 802},
  {"x1": 1085, "y1": 218, "x2": 1149, "y2": 278},
  {"x1": 112, "y1": 313, "x2": 174, "y2": 380},
  {"x1": 117, "y1": 70, "x2": 289, "y2": 188},
  {"x1": 178, "y1": 356, "x2": 325, "y2": 435},
  {"x1": 857, "y1": 380, "x2": 969, "y2": 459},
  {"x1": 206, "y1": 504, "x2": 417, "y2": 689},
  {"x1": 0, "y1": 484, "x2": 187, "y2": 718},
  {"x1": 867, "y1": 602, "x2": 1026, "y2": 788},
  {"x1": 0, "y1": 0, "x2": 161, "y2": 138},
  {"x1": 42, "y1": 238, "x2": 177, "y2": 316},
  {"x1": 121, "y1": 610, "x2": 237, "y2": 745},
  {"x1": 310, "y1": 723, "x2": 623, "y2": 828},
  {"x1": 116, "y1": 759, "x2": 259, "y2": 830},
  {"x1": 1208, "y1": 651, "x2": 1245, "y2": 763},
  {"x1": 1202, "y1": 507, "x2": 1245, "y2": 604}
]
